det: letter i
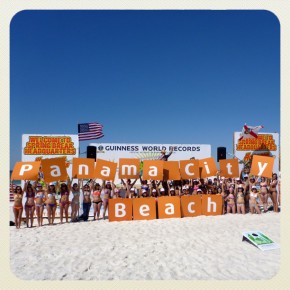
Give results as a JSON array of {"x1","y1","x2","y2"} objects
[{"x1": 204, "y1": 162, "x2": 210, "y2": 174}]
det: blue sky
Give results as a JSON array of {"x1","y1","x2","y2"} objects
[{"x1": 10, "y1": 10, "x2": 280, "y2": 169}]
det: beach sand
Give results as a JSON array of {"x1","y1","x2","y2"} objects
[{"x1": 10, "y1": 212, "x2": 280, "y2": 280}]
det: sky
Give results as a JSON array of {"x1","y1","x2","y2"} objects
[{"x1": 10, "y1": 10, "x2": 280, "y2": 169}]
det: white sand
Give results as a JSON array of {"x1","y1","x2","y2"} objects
[{"x1": 10, "y1": 213, "x2": 280, "y2": 280}]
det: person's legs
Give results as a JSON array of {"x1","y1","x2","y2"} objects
[
  {"x1": 241, "y1": 204, "x2": 245, "y2": 215},
  {"x1": 39, "y1": 205, "x2": 44, "y2": 226},
  {"x1": 93, "y1": 203, "x2": 97, "y2": 220},
  {"x1": 13, "y1": 208, "x2": 20, "y2": 229},
  {"x1": 25, "y1": 206, "x2": 29, "y2": 227},
  {"x1": 271, "y1": 191, "x2": 279, "y2": 212},
  {"x1": 60, "y1": 205, "x2": 64, "y2": 223},
  {"x1": 255, "y1": 205, "x2": 261, "y2": 214},
  {"x1": 47, "y1": 205, "x2": 52, "y2": 224},
  {"x1": 30, "y1": 206, "x2": 35, "y2": 227},
  {"x1": 83, "y1": 203, "x2": 90, "y2": 221},
  {"x1": 103, "y1": 199, "x2": 108, "y2": 219},
  {"x1": 232, "y1": 204, "x2": 236, "y2": 214},
  {"x1": 36, "y1": 206, "x2": 40, "y2": 226},
  {"x1": 18, "y1": 208, "x2": 23, "y2": 229},
  {"x1": 97, "y1": 202, "x2": 102, "y2": 219},
  {"x1": 71, "y1": 203, "x2": 76, "y2": 221},
  {"x1": 65, "y1": 204, "x2": 69, "y2": 222},
  {"x1": 52, "y1": 206, "x2": 56, "y2": 224}
]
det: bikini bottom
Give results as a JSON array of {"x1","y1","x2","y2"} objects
[{"x1": 14, "y1": 206, "x2": 23, "y2": 210}]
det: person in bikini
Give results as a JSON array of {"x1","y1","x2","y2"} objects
[
  {"x1": 216, "y1": 183, "x2": 227, "y2": 215},
  {"x1": 59, "y1": 181, "x2": 71, "y2": 223},
  {"x1": 235, "y1": 184, "x2": 246, "y2": 214},
  {"x1": 45, "y1": 182, "x2": 57, "y2": 225},
  {"x1": 81, "y1": 180, "x2": 92, "y2": 221},
  {"x1": 225, "y1": 185, "x2": 236, "y2": 214},
  {"x1": 35, "y1": 183, "x2": 46, "y2": 226},
  {"x1": 71, "y1": 180, "x2": 81, "y2": 222},
  {"x1": 121, "y1": 178, "x2": 137, "y2": 198},
  {"x1": 269, "y1": 173, "x2": 279, "y2": 212},
  {"x1": 23, "y1": 180, "x2": 36, "y2": 227},
  {"x1": 12, "y1": 183, "x2": 24, "y2": 229},
  {"x1": 100, "y1": 180, "x2": 113, "y2": 219},
  {"x1": 92, "y1": 181, "x2": 103, "y2": 220},
  {"x1": 249, "y1": 186, "x2": 261, "y2": 214},
  {"x1": 259, "y1": 176, "x2": 269, "y2": 213}
]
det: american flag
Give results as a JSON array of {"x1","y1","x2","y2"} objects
[{"x1": 78, "y1": 122, "x2": 104, "y2": 141}]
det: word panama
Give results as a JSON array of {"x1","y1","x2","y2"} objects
[
  {"x1": 12, "y1": 155, "x2": 275, "y2": 182},
  {"x1": 108, "y1": 195, "x2": 223, "y2": 222}
]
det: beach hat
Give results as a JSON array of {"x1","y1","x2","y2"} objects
[
  {"x1": 49, "y1": 182, "x2": 55, "y2": 186},
  {"x1": 142, "y1": 189, "x2": 147, "y2": 193},
  {"x1": 152, "y1": 189, "x2": 157, "y2": 193},
  {"x1": 160, "y1": 188, "x2": 165, "y2": 192},
  {"x1": 252, "y1": 186, "x2": 257, "y2": 189},
  {"x1": 197, "y1": 189, "x2": 202, "y2": 192},
  {"x1": 238, "y1": 185, "x2": 243, "y2": 188},
  {"x1": 244, "y1": 174, "x2": 249, "y2": 178},
  {"x1": 170, "y1": 187, "x2": 175, "y2": 191},
  {"x1": 130, "y1": 188, "x2": 135, "y2": 191},
  {"x1": 161, "y1": 149, "x2": 166, "y2": 153}
]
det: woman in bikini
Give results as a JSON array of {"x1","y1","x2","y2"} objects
[
  {"x1": 45, "y1": 182, "x2": 57, "y2": 225},
  {"x1": 81, "y1": 180, "x2": 92, "y2": 221},
  {"x1": 249, "y1": 186, "x2": 261, "y2": 214},
  {"x1": 35, "y1": 183, "x2": 46, "y2": 226},
  {"x1": 101, "y1": 180, "x2": 113, "y2": 219},
  {"x1": 59, "y1": 181, "x2": 71, "y2": 223},
  {"x1": 71, "y1": 180, "x2": 81, "y2": 222},
  {"x1": 121, "y1": 178, "x2": 137, "y2": 198},
  {"x1": 235, "y1": 185, "x2": 246, "y2": 214},
  {"x1": 12, "y1": 184, "x2": 24, "y2": 229},
  {"x1": 216, "y1": 183, "x2": 227, "y2": 215},
  {"x1": 259, "y1": 176, "x2": 269, "y2": 213},
  {"x1": 24, "y1": 181, "x2": 36, "y2": 227},
  {"x1": 92, "y1": 181, "x2": 103, "y2": 220},
  {"x1": 225, "y1": 185, "x2": 236, "y2": 214},
  {"x1": 269, "y1": 173, "x2": 279, "y2": 212}
]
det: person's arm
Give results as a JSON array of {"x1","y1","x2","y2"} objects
[
  {"x1": 131, "y1": 179, "x2": 137, "y2": 187},
  {"x1": 121, "y1": 179, "x2": 125, "y2": 186},
  {"x1": 101, "y1": 179, "x2": 106, "y2": 190},
  {"x1": 112, "y1": 181, "x2": 116, "y2": 191},
  {"x1": 67, "y1": 178, "x2": 72, "y2": 192},
  {"x1": 23, "y1": 180, "x2": 28, "y2": 192}
]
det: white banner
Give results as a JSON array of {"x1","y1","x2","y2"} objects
[{"x1": 88, "y1": 143, "x2": 211, "y2": 161}]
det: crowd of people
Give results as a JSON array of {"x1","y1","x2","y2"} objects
[{"x1": 11, "y1": 168, "x2": 281, "y2": 229}]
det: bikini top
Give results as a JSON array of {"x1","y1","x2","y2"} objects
[
  {"x1": 47, "y1": 192, "x2": 56, "y2": 198},
  {"x1": 26, "y1": 192, "x2": 35, "y2": 199},
  {"x1": 237, "y1": 192, "x2": 244, "y2": 198},
  {"x1": 228, "y1": 194, "x2": 235, "y2": 200},
  {"x1": 194, "y1": 186, "x2": 199, "y2": 190},
  {"x1": 35, "y1": 192, "x2": 45, "y2": 199},
  {"x1": 61, "y1": 191, "x2": 70, "y2": 197},
  {"x1": 250, "y1": 192, "x2": 258, "y2": 198},
  {"x1": 83, "y1": 190, "x2": 91, "y2": 196},
  {"x1": 93, "y1": 191, "x2": 101, "y2": 197},
  {"x1": 72, "y1": 191, "x2": 80, "y2": 196}
]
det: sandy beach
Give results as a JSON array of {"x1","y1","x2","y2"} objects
[{"x1": 10, "y1": 212, "x2": 280, "y2": 280}]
